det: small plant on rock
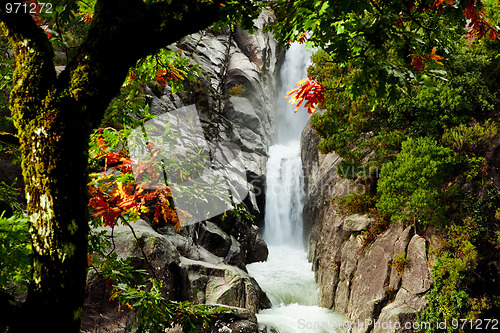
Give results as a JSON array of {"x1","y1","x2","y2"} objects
[
  {"x1": 336, "y1": 192, "x2": 376, "y2": 216},
  {"x1": 228, "y1": 84, "x2": 246, "y2": 97},
  {"x1": 390, "y1": 252, "x2": 410, "y2": 275}
]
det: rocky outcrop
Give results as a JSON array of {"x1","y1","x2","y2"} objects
[
  {"x1": 146, "y1": 9, "x2": 279, "y2": 225},
  {"x1": 301, "y1": 124, "x2": 432, "y2": 333},
  {"x1": 82, "y1": 219, "x2": 270, "y2": 332},
  {"x1": 162, "y1": 307, "x2": 260, "y2": 333},
  {"x1": 82, "y1": 11, "x2": 279, "y2": 333}
]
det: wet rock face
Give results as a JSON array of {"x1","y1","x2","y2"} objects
[{"x1": 300, "y1": 124, "x2": 433, "y2": 332}]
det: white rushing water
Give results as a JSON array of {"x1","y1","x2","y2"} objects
[
  {"x1": 263, "y1": 144, "x2": 305, "y2": 248},
  {"x1": 247, "y1": 44, "x2": 346, "y2": 333}
]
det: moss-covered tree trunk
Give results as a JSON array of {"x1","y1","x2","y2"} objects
[{"x1": 0, "y1": 0, "x2": 224, "y2": 331}]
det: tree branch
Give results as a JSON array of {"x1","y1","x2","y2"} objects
[
  {"x1": 0, "y1": 3, "x2": 57, "y2": 125},
  {"x1": 54, "y1": 0, "x2": 224, "y2": 129},
  {"x1": 0, "y1": 132, "x2": 19, "y2": 146}
]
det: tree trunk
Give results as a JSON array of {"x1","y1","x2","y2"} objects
[
  {"x1": 0, "y1": 0, "x2": 228, "y2": 331},
  {"x1": 3, "y1": 13, "x2": 91, "y2": 328},
  {"x1": 14, "y1": 102, "x2": 91, "y2": 331}
]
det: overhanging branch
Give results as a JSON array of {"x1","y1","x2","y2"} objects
[{"x1": 0, "y1": 132, "x2": 19, "y2": 146}]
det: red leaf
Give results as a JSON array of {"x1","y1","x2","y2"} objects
[{"x1": 286, "y1": 77, "x2": 325, "y2": 114}]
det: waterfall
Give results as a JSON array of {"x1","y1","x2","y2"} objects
[
  {"x1": 263, "y1": 144, "x2": 305, "y2": 247},
  {"x1": 247, "y1": 45, "x2": 346, "y2": 333},
  {"x1": 263, "y1": 43, "x2": 310, "y2": 248},
  {"x1": 275, "y1": 43, "x2": 311, "y2": 144}
]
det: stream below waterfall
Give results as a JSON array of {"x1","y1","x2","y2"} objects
[{"x1": 246, "y1": 44, "x2": 346, "y2": 333}]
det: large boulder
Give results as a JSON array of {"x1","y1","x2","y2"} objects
[
  {"x1": 334, "y1": 235, "x2": 362, "y2": 314},
  {"x1": 161, "y1": 307, "x2": 260, "y2": 333},
  {"x1": 179, "y1": 257, "x2": 271, "y2": 312},
  {"x1": 82, "y1": 220, "x2": 181, "y2": 332},
  {"x1": 209, "y1": 306, "x2": 260, "y2": 333},
  {"x1": 401, "y1": 235, "x2": 433, "y2": 295},
  {"x1": 346, "y1": 224, "x2": 405, "y2": 332},
  {"x1": 343, "y1": 214, "x2": 374, "y2": 232},
  {"x1": 83, "y1": 216, "x2": 270, "y2": 333},
  {"x1": 373, "y1": 289, "x2": 428, "y2": 333}
]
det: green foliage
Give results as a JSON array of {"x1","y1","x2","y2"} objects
[
  {"x1": 0, "y1": 213, "x2": 31, "y2": 290},
  {"x1": 111, "y1": 278, "x2": 220, "y2": 333},
  {"x1": 390, "y1": 252, "x2": 409, "y2": 275},
  {"x1": 336, "y1": 160, "x2": 378, "y2": 180},
  {"x1": 221, "y1": 202, "x2": 256, "y2": 225},
  {"x1": 91, "y1": 251, "x2": 147, "y2": 286},
  {"x1": 86, "y1": 225, "x2": 219, "y2": 333},
  {"x1": 133, "y1": 48, "x2": 199, "y2": 94},
  {"x1": 307, "y1": 43, "x2": 499, "y2": 172},
  {"x1": 418, "y1": 184, "x2": 500, "y2": 330},
  {"x1": 270, "y1": 0, "x2": 498, "y2": 100},
  {"x1": 420, "y1": 251, "x2": 478, "y2": 331},
  {"x1": 483, "y1": 0, "x2": 500, "y2": 36},
  {"x1": 419, "y1": 219, "x2": 484, "y2": 331},
  {"x1": 337, "y1": 192, "x2": 376, "y2": 216},
  {"x1": 215, "y1": 1, "x2": 263, "y2": 33},
  {"x1": 381, "y1": 45, "x2": 499, "y2": 138},
  {"x1": 76, "y1": 0, "x2": 96, "y2": 23},
  {"x1": 376, "y1": 137, "x2": 459, "y2": 226},
  {"x1": 0, "y1": 33, "x2": 14, "y2": 113},
  {"x1": 360, "y1": 209, "x2": 390, "y2": 247},
  {"x1": 307, "y1": 50, "x2": 379, "y2": 161},
  {"x1": 442, "y1": 119, "x2": 498, "y2": 155},
  {"x1": 102, "y1": 49, "x2": 199, "y2": 130},
  {"x1": 0, "y1": 181, "x2": 22, "y2": 215}
]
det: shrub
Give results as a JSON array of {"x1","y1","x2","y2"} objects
[
  {"x1": 390, "y1": 252, "x2": 409, "y2": 275},
  {"x1": 337, "y1": 192, "x2": 376, "y2": 216},
  {"x1": 0, "y1": 213, "x2": 31, "y2": 289},
  {"x1": 442, "y1": 119, "x2": 498, "y2": 155},
  {"x1": 336, "y1": 160, "x2": 379, "y2": 180},
  {"x1": 0, "y1": 181, "x2": 22, "y2": 215},
  {"x1": 227, "y1": 84, "x2": 246, "y2": 97},
  {"x1": 307, "y1": 44, "x2": 499, "y2": 167},
  {"x1": 361, "y1": 208, "x2": 390, "y2": 248},
  {"x1": 376, "y1": 136, "x2": 459, "y2": 227}
]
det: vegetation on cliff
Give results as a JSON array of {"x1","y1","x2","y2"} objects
[{"x1": 283, "y1": 0, "x2": 500, "y2": 329}]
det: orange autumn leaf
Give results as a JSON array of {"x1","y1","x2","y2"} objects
[
  {"x1": 286, "y1": 77, "x2": 326, "y2": 114},
  {"x1": 155, "y1": 65, "x2": 187, "y2": 87},
  {"x1": 463, "y1": 0, "x2": 499, "y2": 40},
  {"x1": 409, "y1": 46, "x2": 445, "y2": 70},
  {"x1": 80, "y1": 12, "x2": 93, "y2": 23},
  {"x1": 88, "y1": 129, "x2": 186, "y2": 231},
  {"x1": 429, "y1": 47, "x2": 444, "y2": 66},
  {"x1": 409, "y1": 54, "x2": 423, "y2": 71},
  {"x1": 433, "y1": 0, "x2": 453, "y2": 7},
  {"x1": 297, "y1": 32, "x2": 308, "y2": 44}
]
